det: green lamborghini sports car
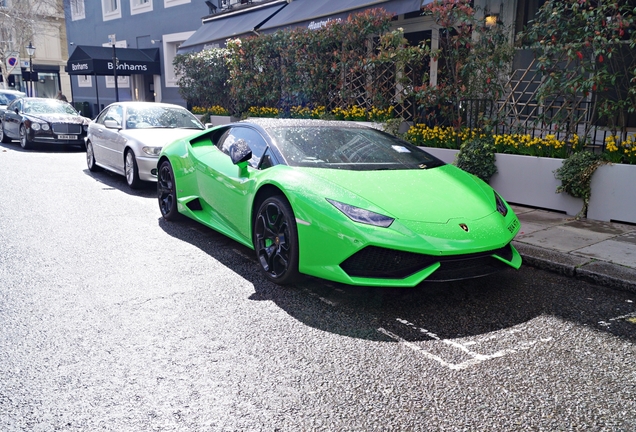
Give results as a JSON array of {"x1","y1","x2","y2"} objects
[{"x1": 157, "y1": 119, "x2": 522, "y2": 287}]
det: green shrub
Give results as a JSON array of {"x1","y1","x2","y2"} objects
[
  {"x1": 455, "y1": 137, "x2": 498, "y2": 183},
  {"x1": 554, "y1": 151, "x2": 606, "y2": 218}
]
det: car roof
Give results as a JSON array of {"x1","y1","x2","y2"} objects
[
  {"x1": 240, "y1": 118, "x2": 370, "y2": 130},
  {"x1": 107, "y1": 101, "x2": 188, "y2": 109},
  {"x1": 0, "y1": 89, "x2": 26, "y2": 96}
]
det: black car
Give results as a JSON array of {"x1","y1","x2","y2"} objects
[{"x1": 0, "y1": 97, "x2": 91, "y2": 150}]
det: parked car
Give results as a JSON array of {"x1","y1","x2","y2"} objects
[
  {"x1": 86, "y1": 102, "x2": 206, "y2": 189},
  {"x1": 157, "y1": 119, "x2": 522, "y2": 286},
  {"x1": 0, "y1": 89, "x2": 26, "y2": 113},
  {"x1": 0, "y1": 97, "x2": 90, "y2": 150}
]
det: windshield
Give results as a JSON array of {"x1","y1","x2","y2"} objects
[
  {"x1": 270, "y1": 126, "x2": 445, "y2": 171},
  {"x1": 126, "y1": 106, "x2": 205, "y2": 130},
  {"x1": 24, "y1": 99, "x2": 78, "y2": 115}
]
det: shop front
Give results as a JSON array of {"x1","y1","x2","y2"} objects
[{"x1": 66, "y1": 45, "x2": 161, "y2": 117}]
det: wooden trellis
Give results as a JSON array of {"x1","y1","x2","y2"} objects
[{"x1": 495, "y1": 57, "x2": 594, "y2": 141}]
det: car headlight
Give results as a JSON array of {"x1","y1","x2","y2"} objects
[
  {"x1": 327, "y1": 199, "x2": 394, "y2": 228},
  {"x1": 30, "y1": 122, "x2": 49, "y2": 131},
  {"x1": 495, "y1": 192, "x2": 508, "y2": 217},
  {"x1": 142, "y1": 146, "x2": 162, "y2": 156}
]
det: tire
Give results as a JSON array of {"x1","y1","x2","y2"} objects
[
  {"x1": 19, "y1": 124, "x2": 33, "y2": 150},
  {"x1": 0, "y1": 123, "x2": 11, "y2": 143},
  {"x1": 157, "y1": 159, "x2": 182, "y2": 221},
  {"x1": 253, "y1": 195, "x2": 301, "y2": 285},
  {"x1": 124, "y1": 149, "x2": 142, "y2": 189},
  {"x1": 86, "y1": 141, "x2": 102, "y2": 172}
]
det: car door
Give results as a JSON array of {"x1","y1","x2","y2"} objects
[
  {"x1": 92, "y1": 105, "x2": 126, "y2": 171},
  {"x1": 196, "y1": 126, "x2": 270, "y2": 241},
  {"x1": 3, "y1": 99, "x2": 22, "y2": 138}
]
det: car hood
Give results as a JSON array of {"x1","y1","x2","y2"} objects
[
  {"x1": 122, "y1": 128, "x2": 204, "y2": 145},
  {"x1": 28, "y1": 113, "x2": 88, "y2": 124},
  {"x1": 298, "y1": 165, "x2": 496, "y2": 223}
]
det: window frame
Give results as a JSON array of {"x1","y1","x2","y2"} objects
[
  {"x1": 131, "y1": 0, "x2": 153, "y2": 15},
  {"x1": 102, "y1": 0, "x2": 121, "y2": 21},
  {"x1": 70, "y1": 0, "x2": 85, "y2": 20}
]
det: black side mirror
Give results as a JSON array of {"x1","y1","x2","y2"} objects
[{"x1": 229, "y1": 139, "x2": 252, "y2": 165}]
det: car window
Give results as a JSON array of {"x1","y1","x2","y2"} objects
[
  {"x1": 7, "y1": 99, "x2": 20, "y2": 112},
  {"x1": 95, "y1": 107, "x2": 111, "y2": 124},
  {"x1": 217, "y1": 127, "x2": 269, "y2": 168},
  {"x1": 103, "y1": 105, "x2": 123, "y2": 126},
  {"x1": 0, "y1": 93, "x2": 18, "y2": 105},
  {"x1": 259, "y1": 148, "x2": 277, "y2": 169}
]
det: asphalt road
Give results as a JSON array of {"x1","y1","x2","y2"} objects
[{"x1": 1, "y1": 142, "x2": 635, "y2": 431}]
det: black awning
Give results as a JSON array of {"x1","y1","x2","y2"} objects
[
  {"x1": 178, "y1": 0, "x2": 288, "y2": 53},
  {"x1": 259, "y1": 0, "x2": 427, "y2": 33},
  {"x1": 67, "y1": 46, "x2": 160, "y2": 76}
]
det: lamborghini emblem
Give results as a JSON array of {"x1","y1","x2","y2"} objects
[{"x1": 459, "y1": 223, "x2": 469, "y2": 232}]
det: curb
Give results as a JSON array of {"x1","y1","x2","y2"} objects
[{"x1": 513, "y1": 242, "x2": 636, "y2": 294}]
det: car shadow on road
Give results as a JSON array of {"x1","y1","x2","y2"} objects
[
  {"x1": 158, "y1": 216, "x2": 636, "y2": 344},
  {"x1": 82, "y1": 168, "x2": 157, "y2": 198},
  {"x1": 0, "y1": 141, "x2": 85, "y2": 153}
]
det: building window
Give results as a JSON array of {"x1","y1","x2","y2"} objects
[
  {"x1": 102, "y1": 0, "x2": 121, "y2": 21},
  {"x1": 162, "y1": 31, "x2": 194, "y2": 87},
  {"x1": 78, "y1": 75, "x2": 92, "y2": 88},
  {"x1": 105, "y1": 76, "x2": 130, "y2": 89},
  {"x1": 131, "y1": 0, "x2": 153, "y2": 15},
  {"x1": 70, "y1": 0, "x2": 85, "y2": 20},
  {"x1": 164, "y1": 0, "x2": 190, "y2": 8}
]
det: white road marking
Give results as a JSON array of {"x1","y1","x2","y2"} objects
[
  {"x1": 609, "y1": 311, "x2": 636, "y2": 321},
  {"x1": 232, "y1": 248, "x2": 254, "y2": 260},
  {"x1": 378, "y1": 318, "x2": 553, "y2": 371},
  {"x1": 303, "y1": 289, "x2": 338, "y2": 306}
]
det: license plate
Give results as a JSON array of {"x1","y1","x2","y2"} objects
[{"x1": 57, "y1": 134, "x2": 78, "y2": 140}]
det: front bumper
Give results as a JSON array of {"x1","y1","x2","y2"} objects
[
  {"x1": 30, "y1": 131, "x2": 86, "y2": 145},
  {"x1": 293, "y1": 196, "x2": 522, "y2": 287},
  {"x1": 136, "y1": 155, "x2": 159, "y2": 182}
]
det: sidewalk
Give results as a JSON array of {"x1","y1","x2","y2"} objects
[{"x1": 511, "y1": 205, "x2": 636, "y2": 293}]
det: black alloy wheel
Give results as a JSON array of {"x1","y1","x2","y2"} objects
[
  {"x1": 0, "y1": 123, "x2": 11, "y2": 143},
  {"x1": 253, "y1": 195, "x2": 301, "y2": 285},
  {"x1": 157, "y1": 159, "x2": 181, "y2": 221},
  {"x1": 124, "y1": 149, "x2": 142, "y2": 189},
  {"x1": 86, "y1": 141, "x2": 102, "y2": 172},
  {"x1": 19, "y1": 125, "x2": 33, "y2": 150}
]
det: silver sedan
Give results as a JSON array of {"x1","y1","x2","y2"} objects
[{"x1": 86, "y1": 102, "x2": 205, "y2": 188}]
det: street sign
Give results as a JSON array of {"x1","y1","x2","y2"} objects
[{"x1": 6, "y1": 53, "x2": 22, "y2": 75}]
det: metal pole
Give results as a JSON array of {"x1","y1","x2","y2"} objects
[
  {"x1": 112, "y1": 44, "x2": 119, "y2": 102},
  {"x1": 95, "y1": 72, "x2": 100, "y2": 115},
  {"x1": 29, "y1": 54, "x2": 33, "y2": 97}
]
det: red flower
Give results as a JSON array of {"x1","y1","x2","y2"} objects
[
  {"x1": 598, "y1": 55, "x2": 604, "y2": 63},
  {"x1": 576, "y1": 51, "x2": 583, "y2": 60}
]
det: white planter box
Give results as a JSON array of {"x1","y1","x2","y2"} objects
[
  {"x1": 209, "y1": 115, "x2": 234, "y2": 126},
  {"x1": 420, "y1": 147, "x2": 458, "y2": 164},
  {"x1": 419, "y1": 147, "x2": 584, "y2": 217},
  {"x1": 588, "y1": 163, "x2": 636, "y2": 224},
  {"x1": 490, "y1": 154, "x2": 583, "y2": 217}
]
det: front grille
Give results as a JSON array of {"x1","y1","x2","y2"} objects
[
  {"x1": 52, "y1": 123, "x2": 82, "y2": 134},
  {"x1": 340, "y1": 244, "x2": 514, "y2": 280}
]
